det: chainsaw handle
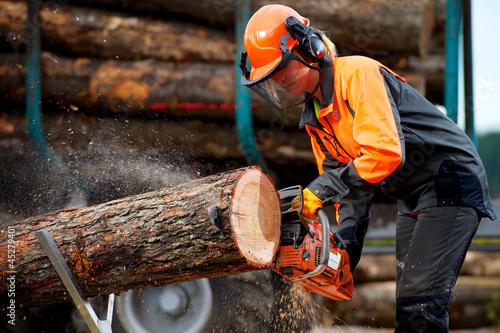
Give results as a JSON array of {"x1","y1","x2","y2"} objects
[
  {"x1": 288, "y1": 207, "x2": 331, "y2": 282},
  {"x1": 316, "y1": 208, "x2": 330, "y2": 267}
]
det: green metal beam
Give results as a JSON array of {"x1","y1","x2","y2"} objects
[
  {"x1": 462, "y1": 0, "x2": 476, "y2": 146},
  {"x1": 26, "y1": 0, "x2": 86, "y2": 207},
  {"x1": 444, "y1": 0, "x2": 462, "y2": 124},
  {"x1": 235, "y1": 0, "x2": 275, "y2": 181}
]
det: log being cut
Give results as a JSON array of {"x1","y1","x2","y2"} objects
[{"x1": 0, "y1": 166, "x2": 281, "y2": 308}]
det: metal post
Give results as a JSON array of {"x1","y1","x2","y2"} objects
[
  {"x1": 26, "y1": 0, "x2": 44, "y2": 151},
  {"x1": 25, "y1": 0, "x2": 87, "y2": 207},
  {"x1": 234, "y1": 0, "x2": 274, "y2": 178},
  {"x1": 444, "y1": 0, "x2": 462, "y2": 123},
  {"x1": 462, "y1": 0, "x2": 476, "y2": 146}
]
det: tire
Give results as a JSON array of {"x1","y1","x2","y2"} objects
[
  {"x1": 110, "y1": 270, "x2": 322, "y2": 333},
  {"x1": 113, "y1": 278, "x2": 214, "y2": 333}
]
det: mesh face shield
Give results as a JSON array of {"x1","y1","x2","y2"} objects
[{"x1": 240, "y1": 33, "x2": 322, "y2": 110}]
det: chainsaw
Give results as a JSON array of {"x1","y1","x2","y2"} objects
[{"x1": 272, "y1": 185, "x2": 353, "y2": 301}]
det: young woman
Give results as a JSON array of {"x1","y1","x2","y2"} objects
[{"x1": 240, "y1": 4, "x2": 497, "y2": 333}]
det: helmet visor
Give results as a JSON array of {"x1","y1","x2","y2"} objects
[{"x1": 240, "y1": 50, "x2": 322, "y2": 109}]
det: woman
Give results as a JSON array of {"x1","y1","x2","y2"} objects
[{"x1": 239, "y1": 4, "x2": 497, "y2": 333}]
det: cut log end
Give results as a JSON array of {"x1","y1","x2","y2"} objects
[{"x1": 230, "y1": 167, "x2": 281, "y2": 267}]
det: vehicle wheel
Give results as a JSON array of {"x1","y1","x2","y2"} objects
[
  {"x1": 111, "y1": 270, "x2": 322, "y2": 333},
  {"x1": 114, "y1": 278, "x2": 213, "y2": 333}
]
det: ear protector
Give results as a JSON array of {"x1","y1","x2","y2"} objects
[{"x1": 284, "y1": 16, "x2": 326, "y2": 63}]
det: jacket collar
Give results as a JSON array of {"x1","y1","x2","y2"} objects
[{"x1": 299, "y1": 55, "x2": 334, "y2": 129}]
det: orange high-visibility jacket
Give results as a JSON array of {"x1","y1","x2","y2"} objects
[{"x1": 301, "y1": 55, "x2": 496, "y2": 221}]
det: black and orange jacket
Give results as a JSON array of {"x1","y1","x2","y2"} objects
[{"x1": 301, "y1": 55, "x2": 497, "y2": 222}]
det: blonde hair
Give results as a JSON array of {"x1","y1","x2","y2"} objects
[
  {"x1": 265, "y1": 30, "x2": 337, "y2": 104},
  {"x1": 320, "y1": 31, "x2": 338, "y2": 58}
]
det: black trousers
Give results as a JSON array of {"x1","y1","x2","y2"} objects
[{"x1": 395, "y1": 206, "x2": 479, "y2": 333}]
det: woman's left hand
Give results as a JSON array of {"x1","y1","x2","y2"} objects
[{"x1": 292, "y1": 188, "x2": 323, "y2": 220}]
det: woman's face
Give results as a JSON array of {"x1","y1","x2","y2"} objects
[{"x1": 271, "y1": 57, "x2": 319, "y2": 97}]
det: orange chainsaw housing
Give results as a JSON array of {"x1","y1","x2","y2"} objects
[{"x1": 272, "y1": 220, "x2": 353, "y2": 301}]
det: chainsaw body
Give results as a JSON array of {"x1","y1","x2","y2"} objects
[{"x1": 272, "y1": 186, "x2": 353, "y2": 301}]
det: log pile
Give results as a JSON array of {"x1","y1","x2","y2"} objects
[
  {"x1": 0, "y1": 0, "x2": 446, "y2": 116},
  {"x1": 0, "y1": 166, "x2": 281, "y2": 308},
  {"x1": 0, "y1": 0, "x2": 446, "y2": 183}
]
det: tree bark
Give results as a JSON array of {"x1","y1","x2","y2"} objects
[
  {"x1": 0, "y1": 51, "x2": 436, "y2": 116},
  {"x1": 71, "y1": 0, "x2": 436, "y2": 55},
  {"x1": 0, "y1": 166, "x2": 281, "y2": 308},
  {"x1": 0, "y1": 52, "x2": 236, "y2": 114},
  {"x1": 0, "y1": 0, "x2": 236, "y2": 63},
  {"x1": 1, "y1": 0, "x2": 435, "y2": 58}
]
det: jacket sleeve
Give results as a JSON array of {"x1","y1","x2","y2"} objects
[
  {"x1": 319, "y1": 156, "x2": 374, "y2": 273},
  {"x1": 336, "y1": 193, "x2": 374, "y2": 272},
  {"x1": 308, "y1": 61, "x2": 405, "y2": 202}
]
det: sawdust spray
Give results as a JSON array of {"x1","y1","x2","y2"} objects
[{"x1": 269, "y1": 272, "x2": 335, "y2": 333}]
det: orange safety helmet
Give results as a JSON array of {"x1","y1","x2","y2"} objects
[
  {"x1": 243, "y1": 4, "x2": 309, "y2": 82},
  {"x1": 239, "y1": 4, "x2": 325, "y2": 109}
]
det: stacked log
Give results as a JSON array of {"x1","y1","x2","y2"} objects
[
  {"x1": 1, "y1": 0, "x2": 436, "y2": 58},
  {"x1": 0, "y1": 52, "x2": 236, "y2": 114},
  {"x1": 69, "y1": 0, "x2": 437, "y2": 54},
  {"x1": 0, "y1": 1, "x2": 236, "y2": 63}
]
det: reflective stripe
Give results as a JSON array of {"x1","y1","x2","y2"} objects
[{"x1": 313, "y1": 98, "x2": 329, "y2": 134}]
